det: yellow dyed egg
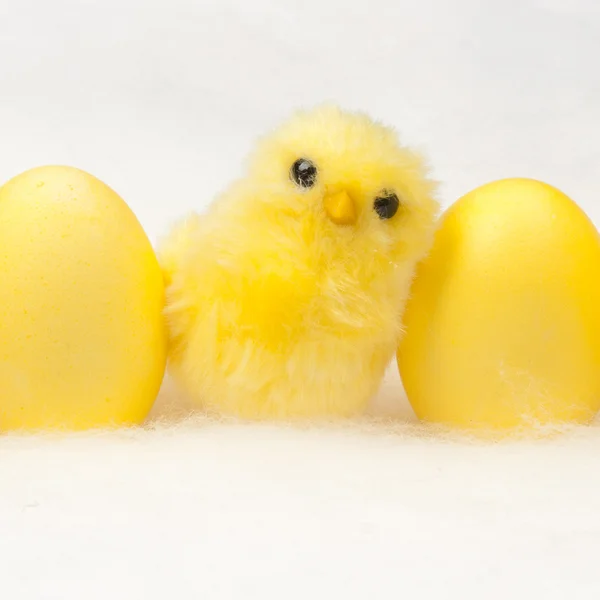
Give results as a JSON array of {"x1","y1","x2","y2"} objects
[
  {"x1": 398, "y1": 178, "x2": 600, "y2": 431},
  {"x1": 0, "y1": 165, "x2": 166, "y2": 431}
]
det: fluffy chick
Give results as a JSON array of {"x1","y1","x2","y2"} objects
[{"x1": 159, "y1": 105, "x2": 439, "y2": 420}]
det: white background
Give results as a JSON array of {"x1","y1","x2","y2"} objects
[{"x1": 1, "y1": 0, "x2": 600, "y2": 598}]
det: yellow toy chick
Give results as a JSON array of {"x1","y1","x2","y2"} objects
[{"x1": 159, "y1": 105, "x2": 439, "y2": 420}]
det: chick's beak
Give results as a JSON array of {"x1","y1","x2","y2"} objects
[{"x1": 322, "y1": 190, "x2": 357, "y2": 226}]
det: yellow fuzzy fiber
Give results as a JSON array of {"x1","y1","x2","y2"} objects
[{"x1": 158, "y1": 105, "x2": 439, "y2": 419}]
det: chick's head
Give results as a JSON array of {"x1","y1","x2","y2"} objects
[{"x1": 242, "y1": 104, "x2": 440, "y2": 269}]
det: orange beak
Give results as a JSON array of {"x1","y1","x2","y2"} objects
[{"x1": 323, "y1": 190, "x2": 357, "y2": 226}]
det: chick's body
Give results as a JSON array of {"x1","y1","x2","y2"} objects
[{"x1": 160, "y1": 106, "x2": 439, "y2": 419}]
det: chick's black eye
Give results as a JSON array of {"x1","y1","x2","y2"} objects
[
  {"x1": 374, "y1": 191, "x2": 400, "y2": 220},
  {"x1": 290, "y1": 158, "x2": 317, "y2": 189}
]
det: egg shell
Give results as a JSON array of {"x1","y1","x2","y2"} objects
[
  {"x1": 397, "y1": 178, "x2": 600, "y2": 431},
  {"x1": 0, "y1": 166, "x2": 167, "y2": 431}
]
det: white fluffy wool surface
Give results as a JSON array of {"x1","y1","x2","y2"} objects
[
  {"x1": 2, "y1": 0, "x2": 600, "y2": 597},
  {"x1": 3, "y1": 372, "x2": 600, "y2": 599}
]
